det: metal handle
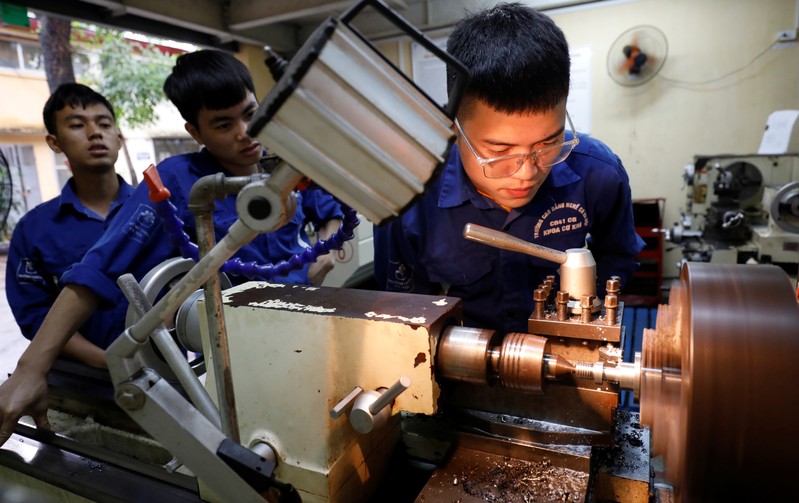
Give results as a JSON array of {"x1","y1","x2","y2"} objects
[
  {"x1": 330, "y1": 386, "x2": 363, "y2": 419},
  {"x1": 463, "y1": 223, "x2": 567, "y2": 265},
  {"x1": 369, "y1": 376, "x2": 411, "y2": 415},
  {"x1": 349, "y1": 376, "x2": 411, "y2": 434},
  {"x1": 339, "y1": 0, "x2": 469, "y2": 118}
]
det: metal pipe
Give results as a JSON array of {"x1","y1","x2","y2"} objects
[
  {"x1": 189, "y1": 175, "x2": 260, "y2": 443},
  {"x1": 186, "y1": 170, "x2": 294, "y2": 443}
]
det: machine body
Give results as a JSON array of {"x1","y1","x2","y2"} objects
[
  {"x1": 1, "y1": 1, "x2": 798, "y2": 502},
  {"x1": 669, "y1": 153, "x2": 799, "y2": 272},
  {"x1": 205, "y1": 283, "x2": 458, "y2": 502}
]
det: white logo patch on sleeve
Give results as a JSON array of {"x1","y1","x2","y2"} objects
[
  {"x1": 16, "y1": 258, "x2": 45, "y2": 284},
  {"x1": 124, "y1": 204, "x2": 159, "y2": 244}
]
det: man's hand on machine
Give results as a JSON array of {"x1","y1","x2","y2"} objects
[
  {"x1": 308, "y1": 254, "x2": 336, "y2": 286},
  {"x1": 0, "y1": 363, "x2": 51, "y2": 448}
]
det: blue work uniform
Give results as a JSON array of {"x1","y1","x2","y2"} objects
[
  {"x1": 62, "y1": 149, "x2": 344, "y2": 312},
  {"x1": 374, "y1": 134, "x2": 645, "y2": 335},
  {"x1": 6, "y1": 176, "x2": 134, "y2": 349}
]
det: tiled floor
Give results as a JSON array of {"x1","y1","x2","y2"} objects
[{"x1": 0, "y1": 253, "x2": 31, "y2": 383}]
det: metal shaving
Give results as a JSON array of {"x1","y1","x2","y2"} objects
[{"x1": 458, "y1": 456, "x2": 588, "y2": 503}]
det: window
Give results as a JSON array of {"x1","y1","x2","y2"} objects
[
  {"x1": 0, "y1": 39, "x2": 89, "y2": 76},
  {"x1": 0, "y1": 40, "x2": 20, "y2": 68},
  {"x1": 152, "y1": 137, "x2": 199, "y2": 165},
  {"x1": 20, "y1": 41, "x2": 41, "y2": 70}
]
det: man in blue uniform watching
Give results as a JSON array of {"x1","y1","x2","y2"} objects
[
  {"x1": 62, "y1": 49, "x2": 343, "y2": 296},
  {"x1": 374, "y1": 3, "x2": 644, "y2": 335},
  {"x1": 6, "y1": 83, "x2": 134, "y2": 369},
  {"x1": 0, "y1": 50, "x2": 343, "y2": 445}
]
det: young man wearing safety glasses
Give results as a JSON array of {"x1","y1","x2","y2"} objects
[{"x1": 374, "y1": 3, "x2": 644, "y2": 334}]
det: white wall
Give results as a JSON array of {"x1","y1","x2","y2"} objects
[{"x1": 549, "y1": 0, "x2": 799, "y2": 277}]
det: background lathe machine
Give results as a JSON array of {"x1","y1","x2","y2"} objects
[
  {"x1": 2, "y1": 1, "x2": 798, "y2": 502},
  {"x1": 667, "y1": 152, "x2": 799, "y2": 272}
]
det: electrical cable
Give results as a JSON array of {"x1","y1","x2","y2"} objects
[{"x1": 658, "y1": 38, "x2": 782, "y2": 86}]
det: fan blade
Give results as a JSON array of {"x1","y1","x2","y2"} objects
[
  {"x1": 608, "y1": 25, "x2": 667, "y2": 86},
  {"x1": 619, "y1": 45, "x2": 639, "y2": 72}
]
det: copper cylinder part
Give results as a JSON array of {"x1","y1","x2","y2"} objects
[
  {"x1": 497, "y1": 332, "x2": 550, "y2": 394},
  {"x1": 543, "y1": 354, "x2": 576, "y2": 380},
  {"x1": 436, "y1": 326, "x2": 498, "y2": 385},
  {"x1": 641, "y1": 262, "x2": 799, "y2": 502}
]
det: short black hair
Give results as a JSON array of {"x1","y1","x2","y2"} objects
[
  {"x1": 163, "y1": 49, "x2": 255, "y2": 127},
  {"x1": 42, "y1": 83, "x2": 116, "y2": 134},
  {"x1": 446, "y1": 2, "x2": 570, "y2": 116}
]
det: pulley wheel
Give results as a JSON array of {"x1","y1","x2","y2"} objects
[
  {"x1": 770, "y1": 181, "x2": 799, "y2": 233},
  {"x1": 124, "y1": 257, "x2": 231, "y2": 382},
  {"x1": 644, "y1": 262, "x2": 799, "y2": 501}
]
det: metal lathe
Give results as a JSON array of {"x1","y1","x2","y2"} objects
[{"x1": 1, "y1": 1, "x2": 798, "y2": 502}]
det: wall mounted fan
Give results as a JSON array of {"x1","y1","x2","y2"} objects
[{"x1": 607, "y1": 25, "x2": 668, "y2": 86}]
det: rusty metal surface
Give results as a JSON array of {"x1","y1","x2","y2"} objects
[
  {"x1": 457, "y1": 431, "x2": 591, "y2": 471},
  {"x1": 398, "y1": 412, "x2": 593, "y2": 469},
  {"x1": 415, "y1": 441, "x2": 589, "y2": 503},
  {"x1": 223, "y1": 282, "x2": 462, "y2": 330}
]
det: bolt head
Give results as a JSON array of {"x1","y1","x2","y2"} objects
[{"x1": 115, "y1": 387, "x2": 145, "y2": 411}]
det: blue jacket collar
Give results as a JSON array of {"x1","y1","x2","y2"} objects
[
  {"x1": 58, "y1": 174, "x2": 134, "y2": 216},
  {"x1": 188, "y1": 148, "x2": 227, "y2": 177}
]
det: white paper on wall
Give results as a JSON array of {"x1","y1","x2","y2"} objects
[{"x1": 758, "y1": 110, "x2": 799, "y2": 154}]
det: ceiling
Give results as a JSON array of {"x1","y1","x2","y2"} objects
[{"x1": 8, "y1": 0, "x2": 605, "y2": 53}]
